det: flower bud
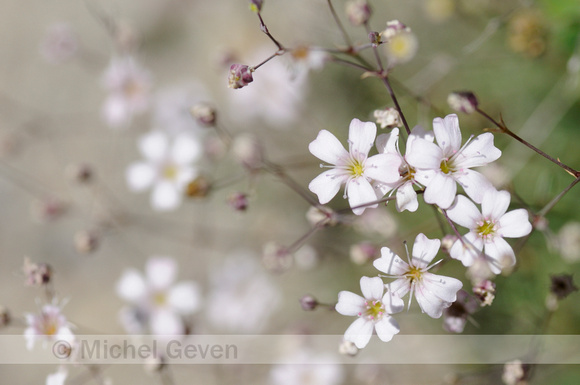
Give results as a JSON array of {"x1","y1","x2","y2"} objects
[
  {"x1": 74, "y1": 230, "x2": 100, "y2": 254},
  {"x1": 228, "y1": 64, "x2": 254, "y2": 89},
  {"x1": 23, "y1": 257, "x2": 52, "y2": 286},
  {"x1": 262, "y1": 242, "x2": 293, "y2": 274},
  {"x1": 373, "y1": 108, "x2": 401, "y2": 129},
  {"x1": 190, "y1": 103, "x2": 216, "y2": 126},
  {"x1": 232, "y1": 133, "x2": 263, "y2": 170},
  {"x1": 368, "y1": 31, "x2": 381, "y2": 46},
  {"x1": 250, "y1": 0, "x2": 263, "y2": 13},
  {"x1": 502, "y1": 359, "x2": 530, "y2": 385},
  {"x1": 306, "y1": 206, "x2": 338, "y2": 227},
  {"x1": 30, "y1": 198, "x2": 66, "y2": 223},
  {"x1": 350, "y1": 242, "x2": 378, "y2": 265},
  {"x1": 447, "y1": 91, "x2": 479, "y2": 114},
  {"x1": 299, "y1": 294, "x2": 318, "y2": 311},
  {"x1": 472, "y1": 279, "x2": 496, "y2": 306},
  {"x1": 338, "y1": 340, "x2": 358, "y2": 356},
  {"x1": 227, "y1": 192, "x2": 249, "y2": 211},
  {"x1": 381, "y1": 20, "x2": 410, "y2": 41},
  {"x1": 346, "y1": 0, "x2": 371, "y2": 26}
]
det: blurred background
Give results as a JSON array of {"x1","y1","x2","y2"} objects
[{"x1": 1, "y1": 0, "x2": 580, "y2": 383}]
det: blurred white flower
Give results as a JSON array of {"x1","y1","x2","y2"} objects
[
  {"x1": 40, "y1": 23, "x2": 77, "y2": 64},
  {"x1": 126, "y1": 130, "x2": 201, "y2": 211},
  {"x1": 269, "y1": 349, "x2": 344, "y2": 385},
  {"x1": 373, "y1": 108, "x2": 401, "y2": 129},
  {"x1": 101, "y1": 56, "x2": 152, "y2": 128},
  {"x1": 381, "y1": 21, "x2": 418, "y2": 65},
  {"x1": 447, "y1": 188, "x2": 532, "y2": 274},
  {"x1": 46, "y1": 367, "x2": 68, "y2": 385},
  {"x1": 206, "y1": 252, "x2": 280, "y2": 333},
  {"x1": 24, "y1": 303, "x2": 74, "y2": 350},
  {"x1": 373, "y1": 233, "x2": 463, "y2": 318},
  {"x1": 406, "y1": 114, "x2": 501, "y2": 209},
  {"x1": 558, "y1": 221, "x2": 580, "y2": 263},
  {"x1": 335, "y1": 276, "x2": 403, "y2": 349},
  {"x1": 116, "y1": 257, "x2": 201, "y2": 336},
  {"x1": 308, "y1": 119, "x2": 401, "y2": 215},
  {"x1": 286, "y1": 46, "x2": 329, "y2": 79},
  {"x1": 153, "y1": 83, "x2": 211, "y2": 135}
]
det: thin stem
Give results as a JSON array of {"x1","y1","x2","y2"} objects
[
  {"x1": 476, "y1": 107, "x2": 579, "y2": 177},
  {"x1": 336, "y1": 195, "x2": 396, "y2": 214},
  {"x1": 329, "y1": 56, "x2": 373, "y2": 72},
  {"x1": 252, "y1": 50, "x2": 284, "y2": 71},
  {"x1": 382, "y1": 76, "x2": 411, "y2": 135},
  {"x1": 326, "y1": 0, "x2": 353, "y2": 48},
  {"x1": 285, "y1": 223, "x2": 324, "y2": 255},
  {"x1": 537, "y1": 175, "x2": 580, "y2": 217},
  {"x1": 261, "y1": 160, "x2": 321, "y2": 208},
  {"x1": 364, "y1": 22, "x2": 384, "y2": 73},
  {"x1": 431, "y1": 204, "x2": 448, "y2": 237},
  {"x1": 256, "y1": 12, "x2": 285, "y2": 51}
]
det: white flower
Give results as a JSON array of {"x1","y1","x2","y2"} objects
[
  {"x1": 406, "y1": 114, "x2": 501, "y2": 209},
  {"x1": 126, "y1": 130, "x2": 201, "y2": 211},
  {"x1": 335, "y1": 276, "x2": 403, "y2": 349},
  {"x1": 24, "y1": 303, "x2": 74, "y2": 350},
  {"x1": 558, "y1": 221, "x2": 580, "y2": 263},
  {"x1": 286, "y1": 46, "x2": 329, "y2": 79},
  {"x1": 116, "y1": 257, "x2": 201, "y2": 336},
  {"x1": 308, "y1": 119, "x2": 401, "y2": 215},
  {"x1": 374, "y1": 126, "x2": 434, "y2": 212},
  {"x1": 269, "y1": 349, "x2": 344, "y2": 385},
  {"x1": 446, "y1": 188, "x2": 532, "y2": 274},
  {"x1": 101, "y1": 56, "x2": 152, "y2": 128},
  {"x1": 373, "y1": 233, "x2": 463, "y2": 318},
  {"x1": 153, "y1": 83, "x2": 210, "y2": 135},
  {"x1": 46, "y1": 367, "x2": 68, "y2": 385}
]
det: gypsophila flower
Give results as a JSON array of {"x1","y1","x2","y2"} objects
[
  {"x1": 308, "y1": 119, "x2": 401, "y2": 215},
  {"x1": 126, "y1": 130, "x2": 201, "y2": 211},
  {"x1": 447, "y1": 188, "x2": 532, "y2": 274},
  {"x1": 346, "y1": 0, "x2": 371, "y2": 26},
  {"x1": 228, "y1": 63, "x2": 254, "y2": 89},
  {"x1": 24, "y1": 302, "x2": 75, "y2": 350},
  {"x1": 373, "y1": 233, "x2": 463, "y2": 318},
  {"x1": 116, "y1": 257, "x2": 201, "y2": 336},
  {"x1": 381, "y1": 21, "x2": 417, "y2": 65},
  {"x1": 406, "y1": 114, "x2": 501, "y2": 209},
  {"x1": 373, "y1": 108, "x2": 401, "y2": 129},
  {"x1": 286, "y1": 46, "x2": 329, "y2": 80},
  {"x1": 447, "y1": 91, "x2": 479, "y2": 114},
  {"x1": 336, "y1": 276, "x2": 403, "y2": 349},
  {"x1": 374, "y1": 126, "x2": 434, "y2": 212},
  {"x1": 153, "y1": 83, "x2": 211, "y2": 135}
]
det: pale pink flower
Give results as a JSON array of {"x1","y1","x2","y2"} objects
[
  {"x1": 374, "y1": 126, "x2": 434, "y2": 212},
  {"x1": 101, "y1": 56, "x2": 152, "y2": 128},
  {"x1": 116, "y1": 257, "x2": 201, "y2": 336},
  {"x1": 335, "y1": 276, "x2": 403, "y2": 349},
  {"x1": 126, "y1": 130, "x2": 201, "y2": 211},
  {"x1": 308, "y1": 119, "x2": 401, "y2": 215},
  {"x1": 406, "y1": 114, "x2": 501, "y2": 209},
  {"x1": 446, "y1": 188, "x2": 532, "y2": 274},
  {"x1": 373, "y1": 233, "x2": 463, "y2": 318},
  {"x1": 24, "y1": 303, "x2": 74, "y2": 350}
]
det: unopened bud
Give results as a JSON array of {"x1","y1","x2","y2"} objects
[
  {"x1": 299, "y1": 294, "x2": 318, "y2": 311},
  {"x1": 250, "y1": 0, "x2": 263, "y2": 13},
  {"x1": 190, "y1": 103, "x2": 216, "y2": 126},
  {"x1": 227, "y1": 192, "x2": 249, "y2": 211},
  {"x1": 66, "y1": 163, "x2": 93, "y2": 184},
  {"x1": 373, "y1": 108, "x2": 401, "y2": 129},
  {"x1": 346, "y1": 0, "x2": 371, "y2": 26},
  {"x1": 232, "y1": 133, "x2": 263, "y2": 170},
  {"x1": 0, "y1": 306, "x2": 10, "y2": 328},
  {"x1": 447, "y1": 91, "x2": 479, "y2": 114},
  {"x1": 440, "y1": 234, "x2": 458, "y2": 253},
  {"x1": 228, "y1": 64, "x2": 254, "y2": 89},
  {"x1": 74, "y1": 230, "x2": 100, "y2": 254},
  {"x1": 502, "y1": 359, "x2": 530, "y2": 385},
  {"x1": 368, "y1": 31, "x2": 381, "y2": 46},
  {"x1": 350, "y1": 242, "x2": 379, "y2": 265},
  {"x1": 186, "y1": 176, "x2": 211, "y2": 198},
  {"x1": 306, "y1": 206, "x2": 338, "y2": 227},
  {"x1": 382, "y1": 20, "x2": 410, "y2": 40},
  {"x1": 23, "y1": 257, "x2": 52, "y2": 286},
  {"x1": 262, "y1": 242, "x2": 293, "y2": 274}
]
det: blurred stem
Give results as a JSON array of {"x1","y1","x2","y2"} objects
[
  {"x1": 537, "y1": 175, "x2": 580, "y2": 217},
  {"x1": 252, "y1": 49, "x2": 285, "y2": 71},
  {"x1": 382, "y1": 76, "x2": 411, "y2": 135},
  {"x1": 326, "y1": 0, "x2": 353, "y2": 48},
  {"x1": 261, "y1": 160, "x2": 321, "y2": 208},
  {"x1": 256, "y1": 12, "x2": 285, "y2": 51},
  {"x1": 476, "y1": 107, "x2": 579, "y2": 178},
  {"x1": 329, "y1": 56, "x2": 372, "y2": 72}
]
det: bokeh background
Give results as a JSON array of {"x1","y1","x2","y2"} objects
[{"x1": 1, "y1": 0, "x2": 580, "y2": 383}]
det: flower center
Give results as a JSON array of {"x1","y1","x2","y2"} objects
[
  {"x1": 399, "y1": 163, "x2": 416, "y2": 181},
  {"x1": 477, "y1": 220, "x2": 496, "y2": 239},
  {"x1": 42, "y1": 318, "x2": 58, "y2": 336},
  {"x1": 162, "y1": 164, "x2": 178, "y2": 180},
  {"x1": 440, "y1": 159, "x2": 453, "y2": 174},
  {"x1": 406, "y1": 266, "x2": 423, "y2": 283},
  {"x1": 291, "y1": 46, "x2": 309, "y2": 60},
  {"x1": 361, "y1": 300, "x2": 385, "y2": 321},
  {"x1": 349, "y1": 159, "x2": 365, "y2": 178},
  {"x1": 152, "y1": 291, "x2": 167, "y2": 306}
]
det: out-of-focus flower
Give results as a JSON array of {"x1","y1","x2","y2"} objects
[
  {"x1": 250, "y1": 0, "x2": 263, "y2": 13},
  {"x1": 126, "y1": 130, "x2": 201, "y2": 211},
  {"x1": 23, "y1": 257, "x2": 52, "y2": 287},
  {"x1": 447, "y1": 188, "x2": 532, "y2": 274},
  {"x1": 40, "y1": 23, "x2": 77, "y2": 64},
  {"x1": 373, "y1": 233, "x2": 463, "y2": 318},
  {"x1": 381, "y1": 21, "x2": 418, "y2": 65},
  {"x1": 269, "y1": 349, "x2": 344, "y2": 385},
  {"x1": 374, "y1": 126, "x2": 434, "y2": 212},
  {"x1": 190, "y1": 103, "x2": 216, "y2": 127},
  {"x1": 308, "y1": 119, "x2": 401, "y2": 215},
  {"x1": 46, "y1": 367, "x2": 68, "y2": 385},
  {"x1": 373, "y1": 108, "x2": 401, "y2": 129},
  {"x1": 550, "y1": 274, "x2": 578, "y2": 300},
  {"x1": 424, "y1": 0, "x2": 455, "y2": 23},
  {"x1": 508, "y1": 9, "x2": 548, "y2": 58},
  {"x1": 335, "y1": 276, "x2": 403, "y2": 349},
  {"x1": 442, "y1": 290, "x2": 478, "y2": 333},
  {"x1": 231, "y1": 133, "x2": 264, "y2": 170},
  {"x1": 262, "y1": 242, "x2": 293, "y2": 274},
  {"x1": 558, "y1": 222, "x2": 580, "y2": 263},
  {"x1": 346, "y1": 0, "x2": 371, "y2": 26},
  {"x1": 206, "y1": 252, "x2": 280, "y2": 333},
  {"x1": 227, "y1": 192, "x2": 249, "y2": 211},
  {"x1": 30, "y1": 198, "x2": 67, "y2": 223},
  {"x1": 350, "y1": 242, "x2": 379, "y2": 265},
  {"x1": 306, "y1": 206, "x2": 338, "y2": 227},
  {"x1": 101, "y1": 56, "x2": 152, "y2": 128},
  {"x1": 286, "y1": 46, "x2": 329, "y2": 79},
  {"x1": 74, "y1": 230, "x2": 100, "y2": 254},
  {"x1": 24, "y1": 303, "x2": 74, "y2": 350},
  {"x1": 116, "y1": 257, "x2": 201, "y2": 336},
  {"x1": 502, "y1": 359, "x2": 529, "y2": 385},
  {"x1": 299, "y1": 294, "x2": 318, "y2": 311},
  {"x1": 154, "y1": 83, "x2": 211, "y2": 135},
  {"x1": 406, "y1": 114, "x2": 501, "y2": 209},
  {"x1": 353, "y1": 208, "x2": 397, "y2": 238},
  {"x1": 473, "y1": 279, "x2": 496, "y2": 306}
]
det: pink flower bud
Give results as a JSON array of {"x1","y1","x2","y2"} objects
[
  {"x1": 228, "y1": 64, "x2": 254, "y2": 89},
  {"x1": 299, "y1": 294, "x2": 318, "y2": 311},
  {"x1": 447, "y1": 91, "x2": 479, "y2": 114},
  {"x1": 227, "y1": 192, "x2": 249, "y2": 211},
  {"x1": 346, "y1": 0, "x2": 371, "y2": 26}
]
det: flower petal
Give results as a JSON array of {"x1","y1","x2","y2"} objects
[
  {"x1": 150, "y1": 309, "x2": 184, "y2": 336},
  {"x1": 373, "y1": 248, "x2": 408, "y2": 276},
  {"x1": 414, "y1": 282, "x2": 451, "y2": 319},
  {"x1": 308, "y1": 130, "x2": 349, "y2": 165},
  {"x1": 146, "y1": 257, "x2": 177, "y2": 290},
  {"x1": 450, "y1": 231, "x2": 483, "y2": 267},
  {"x1": 481, "y1": 188, "x2": 510, "y2": 220},
  {"x1": 433, "y1": 114, "x2": 461, "y2": 156},
  {"x1": 421, "y1": 272, "x2": 463, "y2": 303},
  {"x1": 116, "y1": 269, "x2": 147, "y2": 302},
  {"x1": 498, "y1": 209, "x2": 532, "y2": 238},
  {"x1": 395, "y1": 182, "x2": 418, "y2": 212},
  {"x1": 454, "y1": 132, "x2": 501, "y2": 169},
  {"x1": 374, "y1": 316, "x2": 400, "y2": 342},
  {"x1": 456, "y1": 170, "x2": 493, "y2": 205},
  {"x1": 344, "y1": 317, "x2": 374, "y2": 349},
  {"x1": 447, "y1": 195, "x2": 481, "y2": 229},
  {"x1": 386, "y1": 279, "x2": 411, "y2": 299},
  {"x1": 381, "y1": 291, "x2": 405, "y2": 314},
  {"x1": 171, "y1": 134, "x2": 202, "y2": 165},
  {"x1": 365, "y1": 153, "x2": 401, "y2": 183},
  {"x1": 308, "y1": 169, "x2": 347, "y2": 205},
  {"x1": 348, "y1": 119, "x2": 376, "y2": 158},
  {"x1": 126, "y1": 162, "x2": 156, "y2": 192},
  {"x1": 360, "y1": 276, "x2": 384, "y2": 301},
  {"x1": 167, "y1": 281, "x2": 201, "y2": 314},
  {"x1": 405, "y1": 139, "x2": 443, "y2": 169},
  {"x1": 151, "y1": 181, "x2": 181, "y2": 211},
  {"x1": 347, "y1": 177, "x2": 378, "y2": 215},
  {"x1": 423, "y1": 172, "x2": 457, "y2": 209},
  {"x1": 411, "y1": 233, "x2": 440, "y2": 268},
  {"x1": 336, "y1": 291, "x2": 365, "y2": 316},
  {"x1": 375, "y1": 129, "x2": 399, "y2": 155},
  {"x1": 484, "y1": 237, "x2": 516, "y2": 274},
  {"x1": 139, "y1": 131, "x2": 168, "y2": 162}
]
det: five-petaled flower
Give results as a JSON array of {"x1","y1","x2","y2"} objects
[
  {"x1": 446, "y1": 188, "x2": 532, "y2": 274},
  {"x1": 373, "y1": 233, "x2": 463, "y2": 318},
  {"x1": 406, "y1": 114, "x2": 501, "y2": 209},
  {"x1": 308, "y1": 118, "x2": 401, "y2": 215},
  {"x1": 335, "y1": 276, "x2": 403, "y2": 348}
]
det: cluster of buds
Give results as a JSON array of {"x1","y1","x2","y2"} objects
[
  {"x1": 345, "y1": 0, "x2": 371, "y2": 26},
  {"x1": 228, "y1": 64, "x2": 254, "y2": 89},
  {"x1": 447, "y1": 91, "x2": 479, "y2": 114},
  {"x1": 473, "y1": 279, "x2": 496, "y2": 306},
  {"x1": 373, "y1": 107, "x2": 401, "y2": 129}
]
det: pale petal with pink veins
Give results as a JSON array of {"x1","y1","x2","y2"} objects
[
  {"x1": 450, "y1": 231, "x2": 483, "y2": 266},
  {"x1": 447, "y1": 195, "x2": 481, "y2": 229},
  {"x1": 308, "y1": 169, "x2": 347, "y2": 204},
  {"x1": 396, "y1": 182, "x2": 418, "y2": 212},
  {"x1": 421, "y1": 272, "x2": 463, "y2": 303},
  {"x1": 386, "y1": 279, "x2": 411, "y2": 298},
  {"x1": 375, "y1": 128, "x2": 399, "y2": 154},
  {"x1": 336, "y1": 291, "x2": 366, "y2": 316},
  {"x1": 344, "y1": 317, "x2": 374, "y2": 349},
  {"x1": 348, "y1": 118, "x2": 376, "y2": 157},
  {"x1": 414, "y1": 282, "x2": 450, "y2": 318},
  {"x1": 347, "y1": 177, "x2": 378, "y2": 215},
  {"x1": 411, "y1": 233, "x2": 441, "y2": 268},
  {"x1": 381, "y1": 291, "x2": 405, "y2": 314},
  {"x1": 433, "y1": 114, "x2": 461, "y2": 156},
  {"x1": 308, "y1": 130, "x2": 349, "y2": 165},
  {"x1": 374, "y1": 248, "x2": 408, "y2": 276},
  {"x1": 365, "y1": 153, "x2": 401, "y2": 183},
  {"x1": 481, "y1": 189, "x2": 511, "y2": 221},
  {"x1": 423, "y1": 172, "x2": 457, "y2": 209},
  {"x1": 456, "y1": 169, "x2": 493, "y2": 204},
  {"x1": 498, "y1": 209, "x2": 532, "y2": 238},
  {"x1": 454, "y1": 133, "x2": 501, "y2": 169},
  {"x1": 360, "y1": 276, "x2": 384, "y2": 301},
  {"x1": 484, "y1": 237, "x2": 516, "y2": 274}
]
